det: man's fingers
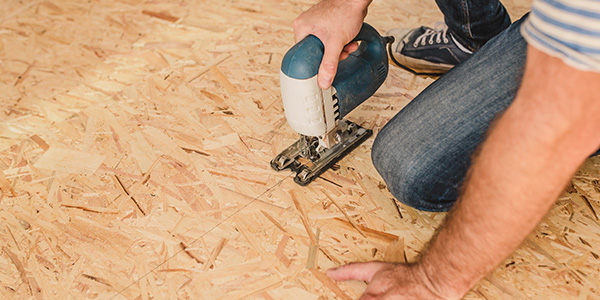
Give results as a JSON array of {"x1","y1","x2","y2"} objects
[
  {"x1": 318, "y1": 42, "x2": 344, "y2": 89},
  {"x1": 344, "y1": 42, "x2": 359, "y2": 54},
  {"x1": 292, "y1": 17, "x2": 308, "y2": 42},
  {"x1": 340, "y1": 42, "x2": 360, "y2": 60},
  {"x1": 357, "y1": 292, "x2": 378, "y2": 300},
  {"x1": 327, "y1": 262, "x2": 389, "y2": 282}
]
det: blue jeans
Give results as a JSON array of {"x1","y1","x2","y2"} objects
[
  {"x1": 372, "y1": 16, "x2": 528, "y2": 212},
  {"x1": 436, "y1": 0, "x2": 511, "y2": 50}
]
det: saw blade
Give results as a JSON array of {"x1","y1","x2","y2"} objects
[{"x1": 271, "y1": 121, "x2": 372, "y2": 186}]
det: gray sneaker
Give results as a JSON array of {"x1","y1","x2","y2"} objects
[{"x1": 387, "y1": 25, "x2": 473, "y2": 74}]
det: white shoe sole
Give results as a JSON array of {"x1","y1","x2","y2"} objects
[{"x1": 386, "y1": 28, "x2": 455, "y2": 74}]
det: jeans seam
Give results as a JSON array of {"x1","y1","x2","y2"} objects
[{"x1": 461, "y1": 0, "x2": 473, "y2": 40}]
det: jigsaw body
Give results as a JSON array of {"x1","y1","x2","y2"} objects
[{"x1": 271, "y1": 23, "x2": 393, "y2": 185}]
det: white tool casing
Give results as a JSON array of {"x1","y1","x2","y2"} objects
[{"x1": 280, "y1": 71, "x2": 337, "y2": 137}]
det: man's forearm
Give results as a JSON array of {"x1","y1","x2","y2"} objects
[{"x1": 417, "y1": 46, "x2": 600, "y2": 298}]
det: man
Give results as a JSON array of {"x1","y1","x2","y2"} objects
[{"x1": 293, "y1": 0, "x2": 600, "y2": 298}]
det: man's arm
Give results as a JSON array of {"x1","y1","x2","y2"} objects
[
  {"x1": 418, "y1": 44, "x2": 600, "y2": 296},
  {"x1": 328, "y1": 45, "x2": 600, "y2": 299},
  {"x1": 292, "y1": 0, "x2": 372, "y2": 89}
]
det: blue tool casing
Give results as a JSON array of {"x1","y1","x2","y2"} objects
[{"x1": 280, "y1": 23, "x2": 390, "y2": 128}]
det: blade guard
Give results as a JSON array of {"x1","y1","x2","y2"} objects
[
  {"x1": 280, "y1": 23, "x2": 391, "y2": 137},
  {"x1": 271, "y1": 120, "x2": 373, "y2": 186}
]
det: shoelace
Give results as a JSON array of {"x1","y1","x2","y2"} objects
[{"x1": 413, "y1": 24, "x2": 450, "y2": 47}]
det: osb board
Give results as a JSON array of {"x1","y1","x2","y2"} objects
[{"x1": 1, "y1": 0, "x2": 599, "y2": 299}]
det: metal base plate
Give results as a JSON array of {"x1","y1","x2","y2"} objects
[{"x1": 270, "y1": 121, "x2": 372, "y2": 186}]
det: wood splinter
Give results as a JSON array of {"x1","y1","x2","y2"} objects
[
  {"x1": 141, "y1": 10, "x2": 179, "y2": 23},
  {"x1": 113, "y1": 175, "x2": 146, "y2": 215}
]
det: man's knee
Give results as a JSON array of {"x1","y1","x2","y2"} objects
[{"x1": 372, "y1": 130, "x2": 457, "y2": 212}]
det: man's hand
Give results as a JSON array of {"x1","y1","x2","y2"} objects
[
  {"x1": 327, "y1": 262, "x2": 455, "y2": 300},
  {"x1": 293, "y1": 0, "x2": 371, "y2": 89}
]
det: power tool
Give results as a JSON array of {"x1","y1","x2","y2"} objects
[{"x1": 271, "y1": 23, "x2": 393, "y2": 186}]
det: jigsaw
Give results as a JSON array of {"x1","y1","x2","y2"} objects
[{"x1": 271, "y1": 23, "x2": 393, "y2": 186}]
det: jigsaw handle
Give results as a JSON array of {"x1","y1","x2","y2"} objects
[
  {"x1": 280, "y1": 23, "x2": 392, "y2": 119},
  {"x1": 334, "y1": 23, "x2": 392, "y2": 117}
]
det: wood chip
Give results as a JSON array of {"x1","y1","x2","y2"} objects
[{"x1": 33, "y1": 148, "x2": 106, "y2": 174}]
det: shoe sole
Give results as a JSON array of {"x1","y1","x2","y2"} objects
[
  {"x1": 386, "y1": 28, "x2": 456, "y2": 75},
  {"x1": 388, "y1": 43, "x2": 454, "y2": 75}
]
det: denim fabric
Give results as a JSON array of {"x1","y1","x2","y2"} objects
[
  {"x1": 436, "y1": 0, "x2": 512, "y2": 50},
  {"x1": 372, "y1": 16, "x2": 529, "y2": 212}
]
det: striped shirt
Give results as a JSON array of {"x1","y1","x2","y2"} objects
[{"x1": 522, "y1": 0, "x2": 600, "y2": 72}]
